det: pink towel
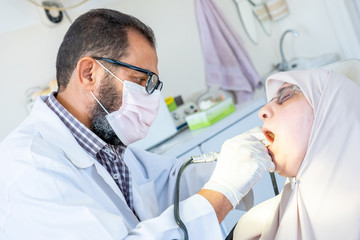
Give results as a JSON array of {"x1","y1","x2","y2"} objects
[{"x1": 195, "y1": 0, "x2": 261, "y2": 103}]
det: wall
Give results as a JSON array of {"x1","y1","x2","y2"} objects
[{"x1": 0, "y1": 0, "x2": 355, "y2": 140}]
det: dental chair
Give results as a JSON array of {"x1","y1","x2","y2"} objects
[
  {"x1": 322, "y1": 58, "x2": 360, "y2": 85},
  {"x1": 225, "y1": 58, "x2": 360, "y2": 240}
]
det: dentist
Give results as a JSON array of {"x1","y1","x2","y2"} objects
[{"x1": 0, "y1": 9, "x2": 274, "y2": 239}]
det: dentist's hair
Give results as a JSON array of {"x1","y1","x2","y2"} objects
[{"x1": 55, "y1": 8, "x2": 156, "y2": 92}]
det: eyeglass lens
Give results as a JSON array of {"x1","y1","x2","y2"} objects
[
  {"x1": 146, "y1": 74, "x2": 163, "y2": 94},
  {"x1": 277, "y1": 86, "x2": 297, "y2": 104},
  {"x1": 147, "y1": 75, "x2": 157, "y2": 92}
]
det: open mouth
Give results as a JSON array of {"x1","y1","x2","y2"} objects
[{"x1": 265, "y1": 131, "x2": 275, "y2": 143}]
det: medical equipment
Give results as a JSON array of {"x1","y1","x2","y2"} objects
[
  {"x1": 174, "y1": 148, "x2": 279, "y2": 240},
  {"x1": 185, "y1": 98, "x2": 236, "y2": 131},
  {"x1": 171, "y1": 102, "x2": 199, "y2": 130}
]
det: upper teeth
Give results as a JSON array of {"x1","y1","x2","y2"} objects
[{"x1": 268, "y1": 132, "x2": 275, "y2": 141}]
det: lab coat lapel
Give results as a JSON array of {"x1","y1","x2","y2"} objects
[
  {"x1": 32, "y1": 97, "x2": 140, "y2": 226},
  {"x1": 123, "y1": 147, "x2": 172, "y2": 220},
  {"x1": 90, "y1": 160, "x2": 140, "y2": 227},
  {"x1": 132, "y1": 178, "x2": 159, "y2": 220},
  {"x1": 32, "y1": 96, "x2": 94, "y2": 168},
  {"x1": 122, "y1": 148, "x2": 159, "y2": 219}
]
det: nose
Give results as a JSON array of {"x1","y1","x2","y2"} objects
[{"x1": 258, "y1": 103, "x2": 273, "y2": 120}]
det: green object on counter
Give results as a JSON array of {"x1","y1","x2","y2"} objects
[
  {"x1": 165, "y1": 96, "x2": 177, "y2": 112},
  {"x1": 185, "y1": 98, "x2": 235, "y2": 130}
]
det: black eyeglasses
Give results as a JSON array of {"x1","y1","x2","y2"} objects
[
  {"x1": 270, "y1": 85, "x2": 301, "y2": 105},
  {"x1": 93, "y1": 57, "x2": 163, "y2": 94}
]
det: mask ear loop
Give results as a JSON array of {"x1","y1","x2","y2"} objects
[
  {"x1": 90, "y1": 91, "x2": 110, "y2": 115},
  {"x1": 94, "y1": 59, "x2": 124, "y2": 84},
  {"x1": 90, "y1": 59, "x2": 125, "y2": 115}
]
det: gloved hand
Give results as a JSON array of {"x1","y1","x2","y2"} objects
[{"x1": 203, "y1": 127, "x2": 275, "y2": 208}]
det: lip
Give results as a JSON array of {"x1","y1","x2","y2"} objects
[
  {"x1": 267, "y1": 147, "x2": 277, "y2": 172},
  {"x1": 267, "y1": 147, "x2": 274, "y2": 160}
]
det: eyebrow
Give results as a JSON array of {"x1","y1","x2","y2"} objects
[{"x1": 124, "y1": 68, "x2": 148, "y2": 76}]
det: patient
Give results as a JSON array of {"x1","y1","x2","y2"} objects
[{"x1": 233, "y1": 68, "x2": 360, "y2": 239}]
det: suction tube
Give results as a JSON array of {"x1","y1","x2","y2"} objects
[{"x1": 173, "y1": 153, "x2": 218, "y2": 240}]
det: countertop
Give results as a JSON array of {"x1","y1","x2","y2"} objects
[{"x1": 148, "y1": 87, "x2": 267, "y2": 156}]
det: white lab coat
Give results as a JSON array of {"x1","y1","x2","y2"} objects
[{"x1": 0, "y1": 96, "x2": 224, "y2": 239}]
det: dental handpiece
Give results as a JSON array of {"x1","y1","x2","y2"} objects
[
  {"x1": 189, "y1": 129, "x2": 279, "y2": 195},
  {"x1": 190, "y1": 152, "x2": 218, "y2": 163},
  {"x1": 189, "y1": 139, "x2": 269, "y2": 164},
  {"x1": 174, "y1": 129, "x2": 277, "y2": 239}
]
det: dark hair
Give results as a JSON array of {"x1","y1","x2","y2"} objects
[{"x1": 56, "y1": 8, "x2": 156, "y2": 91}]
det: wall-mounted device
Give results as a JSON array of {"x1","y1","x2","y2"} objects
[{"x1": 27, "y1": 0, "x2": 88, "y2": 26}]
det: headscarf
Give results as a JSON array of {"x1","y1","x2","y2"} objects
[{"x1": 234, "y1": 69, "x2": 360, "y2": 239}]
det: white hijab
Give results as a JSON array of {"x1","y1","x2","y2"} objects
[{"x1": 234, "y1": 69, "x2": 360, "y2": 239}]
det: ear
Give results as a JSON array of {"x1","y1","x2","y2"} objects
[{"x1": 75, "y1": 56, "x2": 103, "y2": 92}]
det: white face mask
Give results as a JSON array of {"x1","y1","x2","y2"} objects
[{"x1": 91, "y1": 60, "x2": 161, "y2": 146}]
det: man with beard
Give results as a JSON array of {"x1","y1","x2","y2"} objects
[{"x1": 0, "y1": 9, "x2": 274, "y2": 239}]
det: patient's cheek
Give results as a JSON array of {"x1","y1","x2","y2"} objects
[
  {"x1": 278, "y1": 99, "x2": 313, "y2": 177},
  {"x1": 293, "y1": 101, "x2": 314, "y2": 175}
]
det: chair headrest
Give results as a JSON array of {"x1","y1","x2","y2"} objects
[{"x1": 322, "y1": 58, "x2": 360, "y2": 85}]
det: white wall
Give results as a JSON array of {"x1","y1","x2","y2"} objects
[{"x1": 0, "y1": 0, "x2": 356, "y2": 140}]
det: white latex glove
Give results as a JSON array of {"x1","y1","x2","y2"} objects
[{"x1": 203, "y1": 127, "x2": 275, "y2": 208}]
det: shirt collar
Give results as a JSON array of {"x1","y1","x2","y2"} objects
[{"x1": 45, "y1": 92, "x2": 106, "y2": 157}]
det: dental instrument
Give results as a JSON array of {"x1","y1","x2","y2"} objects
[{"x1": 173, "y1": 135, "x2": 279, "y2": 240}]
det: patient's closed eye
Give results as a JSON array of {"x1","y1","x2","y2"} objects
[
  {"x1": 278, "y1": 88, "x2": 294, "y2": 102},
  {"x1": 272, "y1": 85, "x2": 301, "y2": 105}
]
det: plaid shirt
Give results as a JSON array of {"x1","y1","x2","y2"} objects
[{"x1": 45, "y1": 92, "x2": 134, "y2": 210}]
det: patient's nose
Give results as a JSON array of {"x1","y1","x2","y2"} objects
[{"x1": 259, "y1": 104, "x2": 273, "y2": 120}]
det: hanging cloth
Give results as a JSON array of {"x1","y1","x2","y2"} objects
[{"x1": 195, "y1": 0, "x2": 261, "y2": 104}]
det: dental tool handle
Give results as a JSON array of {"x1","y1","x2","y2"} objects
[{"x1": 190, "y1": 152, "x2": 218, "y2": 163}]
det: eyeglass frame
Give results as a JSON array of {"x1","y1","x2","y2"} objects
[
  {"x1": 92, "y1": 57, "x2": 163, "y2": 94},
  {"x1": 269, "y1": 84, "x2": 302, "y2": 105}
]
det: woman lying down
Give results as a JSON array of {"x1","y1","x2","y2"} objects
[{"x1": 234, "y1": 69, "x2": 360, "y2": 239}]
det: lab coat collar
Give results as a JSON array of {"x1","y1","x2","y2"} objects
[
  {"x1": 30, "y1": 96, "x2": 141, "y2": 226},
  {"x1": 31, "y1": 96, "x2": 95, "y2": 169}
]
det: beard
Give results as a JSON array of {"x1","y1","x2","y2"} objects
[{"x1": 90, "y1": 76, "x2": 124, "y2": 146}]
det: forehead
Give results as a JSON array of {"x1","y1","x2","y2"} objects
[
  {"x1": 281, "y1": 82, "x2": 293, "y2": 88},
  {"x1": 122, "y1": 30, "x2": 158, "y2": 74},
  {"x1": 278, "y1": 82, "x2": 294, "y2": 90}
]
